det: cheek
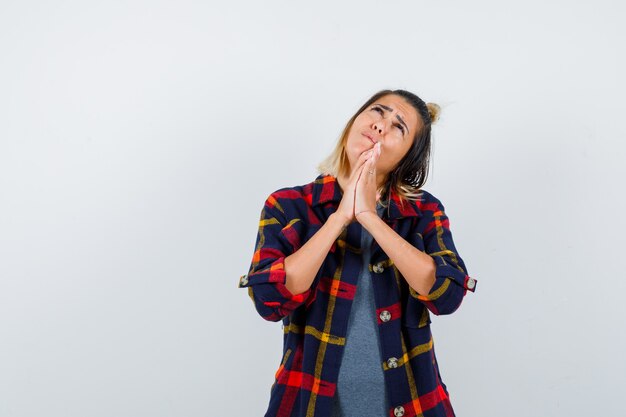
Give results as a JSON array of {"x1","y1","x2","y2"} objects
[
  {"x1": 379, "y1": 144, "x2": 412, "y2": 173},
  {"x1": 378, "y1": 146, "x2": 403, "y2": 166},
  {"x1": 375, "y1": 152, "x2": 396, "y2": 174},
  {"x1": 347, "y1": 136, "x2": 372, "y2": 156}
]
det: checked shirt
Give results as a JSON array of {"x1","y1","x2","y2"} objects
[{"x1": 238, "y1": 174, "x2": 477, "y2": 417}]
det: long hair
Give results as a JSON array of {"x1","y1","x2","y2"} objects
[{"x1": 316, "y1": 89, "x2": 441, "y2": 206}]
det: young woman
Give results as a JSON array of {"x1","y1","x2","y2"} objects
[{"x1": 239, "y1": 89, "x2": 477, "y2": 417}]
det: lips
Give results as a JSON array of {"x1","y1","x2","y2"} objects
[{"x1": 362, "y1": 133, "x2": 376, "y2": 144}]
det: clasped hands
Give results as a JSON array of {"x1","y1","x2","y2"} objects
[{"x1": 336, "y1": 142, "x2": 383, "y2": 226}]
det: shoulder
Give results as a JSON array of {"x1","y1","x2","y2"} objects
[
  {"x1": 412, "y1": 188, "x2": 449, "y2": 218},
  {"x1": 262, "y1": 177, "x2": 316, "y2": 219}
]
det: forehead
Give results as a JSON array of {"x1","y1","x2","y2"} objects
[{"x1": 372, "y1": 94, "x2": 421, "y2": 130}]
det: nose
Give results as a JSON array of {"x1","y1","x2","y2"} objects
[{"x1": 373, "y1": 119, "x2": 387, "y2": 135}]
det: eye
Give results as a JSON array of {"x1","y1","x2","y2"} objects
[{"x1": 371, "y1": 106, "x2": 404, "y2": 135}]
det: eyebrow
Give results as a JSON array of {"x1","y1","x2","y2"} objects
[{"x1": 375, "y1": 104, "x2": 410, "y2": 136}]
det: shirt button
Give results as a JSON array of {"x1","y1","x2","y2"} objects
[
  {"x1": 467, "y1": 277, "x2": 476, "y2": 290},
  {"x1": 387, "y1": 357, "x2": 398, "y2": 368},
  {"x1": 394, "y1": 405, "x2": 405, "y2": 416},
  {"x1": 239, "y1": 274, "x2": 249, "y2": 286},
  {"x1": 372, "y1": 262, "x2": 385, "y2": 273},
  {"x1": 379, "y1": 310, "x2": 391, "y2": 322}
]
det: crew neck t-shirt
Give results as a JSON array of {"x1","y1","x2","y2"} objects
[{"x1": 330, "y1": 203, "x2": 389, "y2": 417}]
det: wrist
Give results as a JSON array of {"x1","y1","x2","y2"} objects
[
  {"x1": 356, "y1": 210, "x2": 379, "y2": 225},
  {"x1": 329, "y1": 212, "x2": 351, "y2": 231}
]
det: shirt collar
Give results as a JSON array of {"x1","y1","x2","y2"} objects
[{"x1": 311, "y1": 174, "x2": 422, "y2": 219}]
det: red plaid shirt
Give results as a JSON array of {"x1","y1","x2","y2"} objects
[{"x1": 239, "y1": 174, "x2": 477, "y2": 417}]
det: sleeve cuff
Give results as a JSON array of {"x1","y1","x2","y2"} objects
[
  {"x1": 431, "y1": 254, "x2": 477, "y2": 292},
  {"x1": 238, "y1": 256, "x2": 313, "y2": 304},
  {"x1": 409, "y1": 256, "x2": 477, "y2": 301}
]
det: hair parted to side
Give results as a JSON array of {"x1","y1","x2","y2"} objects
[{"x1": 316, "y1": 89, "x2": 441, "y2": 207}]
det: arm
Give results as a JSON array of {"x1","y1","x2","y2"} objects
[
  {"x1": 238, "y1": 194, "x2": 347, "y2": 321},
  {"x1": 358, "y1": 198, "x2": 477, "y2": 316},
  {"x1": 284, "y1": 213, "x2": 347, "y2": 295},
  {"x1": 357, "y1": 212, "x2": 438, "y2": 296},
  {"x1": 412, "y1": 198, "x2": 477, "y2": 315}
]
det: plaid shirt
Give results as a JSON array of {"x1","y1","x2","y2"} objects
[{"x1": 238, "y1": 174, "x2": 477, "y2": 417}]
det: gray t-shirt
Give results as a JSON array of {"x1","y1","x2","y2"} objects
[{"x1": 331, "y1": 203, "x2": 389, "y2": 417}]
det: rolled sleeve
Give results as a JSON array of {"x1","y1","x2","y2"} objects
[
  {"x1": 410, "y1": 198, "x2": 477, "y2": 316},
  {"x1": 238, "y1": 195, "x2": 314, "y2": 322}
]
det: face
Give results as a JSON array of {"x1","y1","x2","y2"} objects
[{"x1": 344, "y1": 94, "x2": 422, "y2": 178}]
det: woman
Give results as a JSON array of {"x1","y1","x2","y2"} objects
[{"x1": 238, "y1": 89, "x2": 477, "y2": 417}]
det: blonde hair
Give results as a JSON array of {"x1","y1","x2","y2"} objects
[
  {"x1": 317, "y1": 89, "x2": 440, "y2": 206},
  {"x1": 426, "y1": 102, "x2": 441, "y2": 124}
]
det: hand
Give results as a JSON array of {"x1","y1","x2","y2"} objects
[
  {"x1": 335, "y1": 148, "x2": 375, "y2": 226},
  {"x1": 355, "y1": 142, "x2": 382, "y2": 219}
]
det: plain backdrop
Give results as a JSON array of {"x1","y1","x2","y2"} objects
[{"x1": 1, "y1": 1, "x2": 625, "y2": 416}]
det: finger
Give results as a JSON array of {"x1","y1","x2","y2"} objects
[
  {"x1": 368, "y1": 144, "x2": 381, "y2": 173},
  {"x1": 357, "y1": 159, "x2": 367, "y2": 179},
  {"x1": 357, "y1": 149, "x2": 374, "y2": 168},
  {"x1": 359, "y1": 161, "x2": 373, "y2": 186},
  {"x1": 354, "y1": 160, "x2": 368, "y2": 185},
  {"x1": 349, "y1": 150, "x2": 374, "y2": 180},
  {"x1": 371, "y1": 142, "x2": 381, "y2": 163},
  {"x1": 369, "y1": 150, "x2": 378, "y2": 167},
  {"x1": 367, "y1": 150, "x2": 377, "y2": 173}
]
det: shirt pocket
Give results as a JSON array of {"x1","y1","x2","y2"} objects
[
  {"x1": 401, "y1": 297, "x2": 433, "y2": 351},
  {"x1": 402, "y1": 295, "x2": 432, "y2": 328}
]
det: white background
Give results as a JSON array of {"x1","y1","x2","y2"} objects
[{"x1": 1, "y1": 1, "x2": 625, "y2": 416}]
